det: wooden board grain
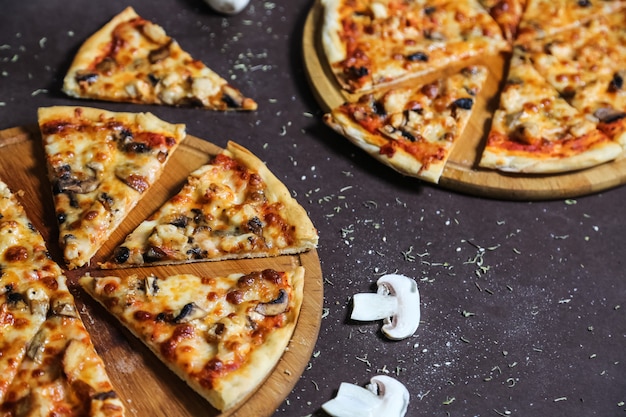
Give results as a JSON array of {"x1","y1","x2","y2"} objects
[
  {"x1": 302, "y1": 1, "x2": 626, "y2": 200},
  {"x1": 0, "y1": 125, "x2": 323, "y2": 417}
]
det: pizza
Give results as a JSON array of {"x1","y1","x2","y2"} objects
[
  {"x1": 0, "y1": 180, "x2": 125, "y2": 416},
  {"x1": 317, "y1": 0, "x2": 626, "y2": 178},
  {"x1": 100, "y1": 141, "x2": 318, "y2": 269},
  {"x1": 323, "y1": 65, "x2": 489, "y2": 183},
  {"x1": 320, "y1": 0, "x2": 509, "y2": 93},
  {"x1": 38, "y1": 106, "x2": 186, "y2": 269},
  {"x1": 514, "y1": 0, "x2": 625, "y2": 44},
  {"x1": 62, "y1": 6, "x2": 257, "y2": 111},
  {"x1": 78, "y1": 266, "x2": 305, "y2": 411},
  {"x1": 478, "y1": 47, "x2": 623, "y2": 173},
  {"x1": 521, "y1": 10, "x2": 626, "y2": 146}
]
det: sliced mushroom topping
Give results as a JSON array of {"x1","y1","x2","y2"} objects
[
  {"x1": 594, "y1": 107, "x2": 626, "y2": 123},
  {"x1": 115, "y1": 164, "x2": 149, "y2": 193},
  {"x1": 148, "y1": 41, "x2": 172, "y2": 64},
  {"x1": 55, "y1": 176, "x2": 99, "y2": 194},
  {"x1": 255, "y1": 289, "x2": 289, "y2": 316},
  {"x1": 26, "y1": 327, "x2": 48, "y2": 364},
  {"x1": 95, "y1": 57, "x2": 116, "y2": 74},
  {"x1": 52, "y1": 293, "x2": 78, "y2": 317},
  {"x1": 145, "y1": 275, "x2": 159, "y2": 297},
  {"x1": 245, "y1": 216, "x2": 263, "y2": 235},
  {"x1": 174, "y1": 302, "x2": 208, "y2": 323},
  {"x1": 26, "y1": 287, "x2": 50, "y2": 317}
]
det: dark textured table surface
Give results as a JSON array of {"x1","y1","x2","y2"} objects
[{"x1": 1, "y1": 1, "x2": 625, "y2": 416}]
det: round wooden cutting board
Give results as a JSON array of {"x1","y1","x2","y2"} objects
[
  {"x1": 302, "y1": 1, "x2": 626, "y2": 200},
  {"x1": 0, "y1": 125, "x2": 323, "y2": 417}
]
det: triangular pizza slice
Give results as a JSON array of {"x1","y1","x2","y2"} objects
[
  {"x1": 79, "y1": 266, "x2": 304, "y2": 411},
  {"x1": 323, "y1": 65, "x2": 489, "y2": 183},
  {"x1": 100, "y1": 141, "x2": 318, "y2": 269},
  {"x1": 0, "y1": 180, "x2": 125, "y2": 416},
  {"x1": 38, "y1": 106, "x2": 186, "y2": 269},
  {"x1": 320, "y1": 0, "x2": 509, "y2": 93},
  {"x1": 479, "y1": 47, "x2": 623, "y2": 173},
  {"x1": 62, "y1": 7, "x2": 257, "y2": 111},
  {"x1": 0, "y1": 180, "x2": 64, "y2": 403}
]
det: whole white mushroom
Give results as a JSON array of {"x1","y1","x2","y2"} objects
[{"x1": 205, "y1": 0, "x2": 250, "y2": 15}]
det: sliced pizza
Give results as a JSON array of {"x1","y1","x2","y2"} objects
[
  {"x1": 515, "y1": 0, "x2": 625, "y2": 44},
  {"x1": 320, "y1": 0, "x2": 509, "y2": 93},
  {"x1": 0, "y1": 180, "x2": 64, "y2": 402},
  {"x1": 1, "y1": 278, "x2": 127, "y2": 417},
  {"x1": 522, "y1": 11, "x2": 626, "y2": 146},
  {"x1": 323, "y1": 65, "x2": 489, "y2": 183},
  {"x1": 0, "y1": 180, "x2": 125, "y2": 416},
  {"x1": 478, "y1": 0, "x2": 527, "y2": 42},
  {"x1": 38, "y1": 106, "x2": 186, "y2": 269},
  {"x1": 100, "y1": 141, "x2": 318, "y2": 269},
  {"x1": 78, "y1": 266, "x2": 305, "y2": 411},
  {"x1": 479, "y1": 47, "x2": 623, "y2": 173},
  {"x1": 63, "y1": 6, "x2": 257, "y2": 111}
]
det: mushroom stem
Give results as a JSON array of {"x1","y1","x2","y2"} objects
[{"x1": 351, "y1": 293, "x2": 398, "y2": 321}]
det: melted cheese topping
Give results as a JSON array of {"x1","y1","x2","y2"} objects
[{"x1": 321, "y1": 0, "x2": 508, "y2": 92}]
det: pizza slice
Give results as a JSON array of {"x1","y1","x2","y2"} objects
[
  {"x1": 100, "y1": 141, "x2": 318, "y2": 268},
  {"x1": 478, "y1": 0, "x2": 527, "y2": 42},
  {"x1": 323, "y1": 65, "x2": 489, "y2": 183},
  {"x1": 38, "y1": 106, "x2": 186, "y2": 269},
  {"x1": 0, "y1": 180, "x2": 126, "y2": 416},
  {"x1": 478, "y1": 47, "x2": 623, "y2": 173},
  {"x1": 78, "y1": 266, "x2": 305, "y2": 411},
  {"x1": 0, "y1": 179, "x2": 65, "y2": 402},
  {"x1": 1, "y1": 277, "x2": 126, "y2": 417},
  {"x1": 522, "y1": 11, "x2": 626, "y2": 146},
  {"x1": 320, "y1": 0, "x2": 509, "y2": 93},
  {"x1": 63, "y1": 7, "x2": 257, "y2": 111},
  {"x1": 515, "y1": 0, "x2": 625, "y2": 44}
]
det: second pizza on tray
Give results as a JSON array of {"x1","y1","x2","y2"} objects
[{"x1": 317, "y1": 0, "x2": 626, "y2": 183}]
